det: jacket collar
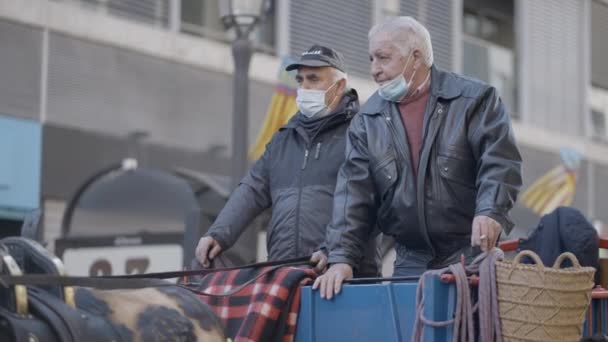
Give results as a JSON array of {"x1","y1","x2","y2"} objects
[{"x1": 361, "y1": 65, "x2": 462, "y2": 116}]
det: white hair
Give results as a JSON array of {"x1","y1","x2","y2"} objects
[
  {"x1": 368, "y1": 16, "x2": 434, "y2": 67},
  {"x1": 331, "y1": 68, "x2": 351, "y2": 93}
]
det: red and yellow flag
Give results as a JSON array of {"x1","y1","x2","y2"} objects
[
  {"x1": 521, "y1": 148, "x2": 582, "y2": 216},
  {"x1": 249, "y1": 57, "x2": 299, "y2": 160}
]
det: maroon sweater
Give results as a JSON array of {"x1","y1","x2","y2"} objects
[{"x1": 398, "y1": 80, "x2": 431, "y2": 179}]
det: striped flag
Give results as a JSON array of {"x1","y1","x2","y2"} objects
[
  {"x1": 521, "y1": 148, "x2": 582, "y2": 216},
  {"x1": 249, "y1": 56, "x2": 299, "y2": 160}
]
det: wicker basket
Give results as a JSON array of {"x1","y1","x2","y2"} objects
[{"x1": 496, "y1": 250, "x2": 595, "y2": 342}]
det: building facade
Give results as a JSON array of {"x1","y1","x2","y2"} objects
[{"x1": 1, "y1": 0, "x2": 607, "y2": 252}]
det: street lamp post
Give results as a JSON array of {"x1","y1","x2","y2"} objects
[{"x1": 220, "y1": 0, "x2": 271, "y2": 189}]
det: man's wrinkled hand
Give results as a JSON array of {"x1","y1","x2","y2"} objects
[
  {"x1": 471, "y1": 215, "x2": 502, "y2": 252},
  {"x1": 310, "y1": 250, "x2": 328, "y2": 274},
  {"x1": 312, "y1": 263, "x2": 353, "y2": 300},
  {"x1": 195, "y1": 236, "x2": 222, "y2": 268}
]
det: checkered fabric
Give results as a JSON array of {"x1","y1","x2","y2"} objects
[{"x1": 196, "y1": 266, "x2": 316, "y2": 342}]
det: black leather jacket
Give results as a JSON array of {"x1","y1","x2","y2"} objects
[{"x1": 326, "y1": 66, "x2": 522, "y2": 269}]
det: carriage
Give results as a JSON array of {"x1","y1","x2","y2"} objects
[
  {"x1": 296, "y1": 239, "x2": 608, "y2": 341},
  {"x1": 1, "y1": 165, "x2": 606, "y2": 341},
  {"x1": 1, "y1": 234, "x2": 606, "y2": 342}
]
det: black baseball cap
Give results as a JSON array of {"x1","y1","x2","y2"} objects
[{"x1": 285, "y1": 44, "x2": 346, "y2": 73}]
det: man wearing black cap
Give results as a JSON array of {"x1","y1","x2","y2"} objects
[{"x1": 195, "y1": 45, "x2": 380, "y2": 277}]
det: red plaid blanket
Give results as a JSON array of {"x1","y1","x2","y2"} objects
[{"x1": 195, "y1": 266, "x2": 316, "y2": 342}]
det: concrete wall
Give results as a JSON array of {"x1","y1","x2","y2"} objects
[{"x1": 1, "y1": 0, "x2": 608, "y2": 255}]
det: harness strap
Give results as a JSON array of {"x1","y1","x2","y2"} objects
[
  {"x1": 110, "y1": 255, "x2": 312, "y2": 279},
  {"x1": 0, "y1": 257, "x2": 314, "y2": 298}
]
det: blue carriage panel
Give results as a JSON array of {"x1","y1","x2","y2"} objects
[{"x1": 296, "y1": 275, "x2": 456, "y2": 342}]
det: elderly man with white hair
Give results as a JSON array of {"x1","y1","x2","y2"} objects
[{"x1": 313, "y1": 17, "x2": 522, "y2": 299}]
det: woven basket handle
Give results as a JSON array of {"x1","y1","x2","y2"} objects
[
  {"x1": 552, "y1": 252, "x2": 582, "y2": 269},
  {"x1": 511, "y1": 250, "x2": 545, "y2": 272}
]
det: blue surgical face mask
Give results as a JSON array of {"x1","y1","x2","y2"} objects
[
  {"x1": 296, "y1": 81, "x2": 339, "y2": 118},
  {"x1": 378, "y1": 54, "x2": 417, "y2": 103}
]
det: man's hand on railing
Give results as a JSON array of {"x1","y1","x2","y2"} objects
[
  {"x1": 310, "y1": 250, "x2": 328, "y2": 274},
  {"x1": 195, "y1": 236, "x2": 222, "y2": 268},
  {"x1": 312, "y1": 263, "x2": 353, "y2": 300}
]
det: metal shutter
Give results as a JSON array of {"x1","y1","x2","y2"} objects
[
  {"x1": 0, "y1": 19, "x2": 42, "y2": 120},
  {"x1": 53, "y1": 0, "x2": 170, "y2": 27},
  {"x1": 592, "y1": 0, "x2": 608, "y2": 90},
  {"x1": 400, "y1": 0, "x2": 455, "y2": 71},
  {"x1": 518, "y1": 0, "x2": 586, "y2": 136},
  {"x1": 400, "y1": 0, "x2": 418, "y2": 17},
  {"x1": 106, "y1": 0, "x2": 170, "y2": 27},
  {"x1": 289, "y1": 0, "x2": 373, "y2": 78}
]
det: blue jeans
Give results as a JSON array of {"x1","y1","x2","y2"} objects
[
  {"x1": 392, "y1": 244, "x2": 478, "y2": 277},
  {"x1": 392, "y1": 245, "x2": 434, "y2": 277}
]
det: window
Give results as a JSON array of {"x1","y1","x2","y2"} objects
[
  {"x1": 463, "y1": 8, "x2": 513, "y2": 48},
  {"x1": 384, "y1": 0, "x2": 400, "y2": 17},
  {"x1": 59, "y1": 0, "x2": 171, "y2": 28},
  {"x1": 591, "y1": 109, "x2": 606, "y2": 139},
  {"x1": 462, "y1": 0, "x2": 517, "y2": 117},
  {"x1": 375, "y1": 0, "x2": 400, "y2": 24},
  {"x1": 56, "y1": 0, "x2": 276, "y2": 52},
  {"x1": 590, "y1": 87, "x2": 608, "y2": 142},
  {"x1": 590, "y1": 1, "x2": 608, "y2": 142},
  {"x1": 180, "y1": 0, "x2": 276, "y2": 54},
  {"x1": 181, "y1": 0, "x2": 224, "y2": 40}
]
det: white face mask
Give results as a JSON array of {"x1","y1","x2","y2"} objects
[
  {"x1": 378, "y1": 53, "x2": 417, "y2": 103},
  {"x1": 296, "y1": 81, "x2": 339, "y2": 118}
]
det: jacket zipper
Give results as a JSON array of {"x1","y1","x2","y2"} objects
[
  {"x1": 301, "y1": 149, "x2": 309, "y2": 170},
  {"x1": 294, "y1": 112, "x2": 336, "y2": 256},
  {"x1": 416, "y1": 99, "x2": 442, "y2": 258},
  {"x1": 384, "y1": 108, "x2": 437, "y2": 256},
  {"x1": 383, "y1": 115, "x2": 407, "y2": 174},
  {"x1": 295, "y1": 148, "x2": 309, "y2": 256},
  {"x1": 314, "y1": 142, "x2": 322, "y2": 160},
  {"x1": 295, "y1": 115, "x2": 331, "y2": 256}
]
